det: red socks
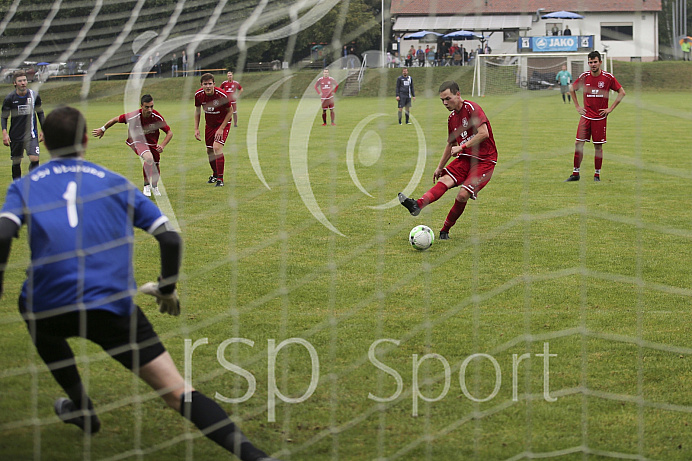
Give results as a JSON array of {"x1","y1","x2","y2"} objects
[
  {"x1": 216, "y1": 155, "x2": 225, "y2": 180},
  {"x1": 442, "y1": 199, "x2": 468, "y2": 232},
  {"x1": 418, "y1": 182, "x2": 449, "y2": 209},
  {"x1": 573, "y1": 151, "x2": 583, "y2": 170}
]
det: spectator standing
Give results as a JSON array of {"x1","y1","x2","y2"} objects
[
  {"x1": 416, "y1": 46, "x2": 425, "y2": 67},
  {"x1": 681, "y1": 38, "x2": 691, "y2": 61},
  {"x1": 171, "y1": 53, "x2": 179, "y2": 77},
  {"x1": 195, "y1": 52, "x2": 202, "y2": 76},
  {"x1": 155, "y1": 53, "x2": 162, "y2": 77}
]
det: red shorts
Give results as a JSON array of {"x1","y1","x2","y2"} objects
[
  {"x1": 127, "y1": 141, "x2": 160, "y2": 163},
  {"x1": 230, "y1": 101, "x2": 238, "y2": 113},
  {"x1": 442, "y1": 157, "x2": 495, "y2": 200},
  {"x1": 576, "y1": 117, "x2": 607, "y2": 144},
  {"x1": 321, "y1": 97, "x2": 335, "y2": 110},
  {"x1": 205, "y1": 123, "x2": 231, "y2": 148}
]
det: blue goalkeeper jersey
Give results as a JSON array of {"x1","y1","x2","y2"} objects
[{"x1": 0, "y1": 157, "x2": 169, "y2": 316}]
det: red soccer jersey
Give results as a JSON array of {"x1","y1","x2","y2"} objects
[
  {"x1": 220, "y1": 80, "x2": 242, "y2": 101},
  {"x1": 117, "y1": 109, "x2": 170, "y2": 146},
  {"x1": 194, "y1": 87, "x2": 230, "y2": 128},
  {"x1": 448, "y1": 100, "x2": 498, "y2": 164},
  {"x1": 572, "y1": 70, "x2": 622, "y2": 120},
  {"x1": 315, "y1": 76, "x2": 338, "y2": 99}
]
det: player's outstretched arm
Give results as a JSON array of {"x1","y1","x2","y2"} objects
[
  {"x1": 0, "y1": 217, "x2": 19, "y2": 299},
  {"x1": 141, "y1": 223, "x2": 182, "y2": 315},
  {"x1": 92, "y1": 116, "x2": 119, "y2": 138}
]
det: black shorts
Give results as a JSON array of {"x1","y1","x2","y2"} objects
[
  {"x1": 10, "y1": 137, "x2": 40, "y2": 159},
  {"x1": 398, "y1": 96, "x2": 412, "y2": 108},
  {"x1": 19, "y1": 301, "x2": 166, "y2": 370}
]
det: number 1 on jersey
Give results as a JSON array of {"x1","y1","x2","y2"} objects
[{"x1": 63, "y1": 181, "x2": 78, "y2": 228}]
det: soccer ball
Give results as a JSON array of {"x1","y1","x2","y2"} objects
[{"x1": 409, "y1": 225, "x2": 434, "y2": 251}]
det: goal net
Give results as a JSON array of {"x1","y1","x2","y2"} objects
[
  {"x1": 0, "y1": 2, "x2": 689, "y2": 461},
  {"x1": 473, "y1": 52, "x2": 599, "y2": 97}
]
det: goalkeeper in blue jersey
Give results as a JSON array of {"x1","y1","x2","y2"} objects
[{"x1": 0, "y1": 107, "x2": 278, "y2": 461}]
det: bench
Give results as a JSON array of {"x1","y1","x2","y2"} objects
[{"x1": 105, "y1": 72, "x2": 156, "y2": 80}]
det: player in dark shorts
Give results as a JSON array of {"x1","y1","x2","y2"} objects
[
  {"x1": 395, "y1": 67, "x2": 415, "y2": 125},
  {"x1": 0, "y1": 106, "x2": 279, "y2": 461},
  {"x1": 1, "y1": 71, "x2": 44, "y2": 179}
]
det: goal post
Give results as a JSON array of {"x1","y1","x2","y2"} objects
[{"x1": 472, "y1": 52, "x2": 606, "y2": 97}]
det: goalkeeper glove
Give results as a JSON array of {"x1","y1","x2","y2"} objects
[{"x1": 140, "y1": 281, "x2": 180, "y2": 316}]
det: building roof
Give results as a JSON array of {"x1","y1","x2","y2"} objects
[{"x1": 391, "y1": 0, "x2": 661, "y2": 15}]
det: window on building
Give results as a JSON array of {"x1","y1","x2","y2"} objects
[
  {"x1": 601, "y1": 23, "x2": 633, "y2": 41},
  {"x1": 503, "y1": 29, "x2": 519, "y2": 42}
]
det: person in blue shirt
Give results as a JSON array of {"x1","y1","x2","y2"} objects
[
  {"x1": 0, "y1": 106, "x2": 278, "y2": 461},
  {"x1": 556, "y1": 64, "x2": 572, "y2": 103},
  {"x1": 1, "y1": 71, "x2": 45, "y2": 179}
]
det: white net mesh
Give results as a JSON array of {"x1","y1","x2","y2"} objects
[
  {"x1": 0, "y1": 2, "x2": 691, "y2": 461},
  {"x1": 474, "y1": 53, "x2": 591, "y2": 96}
]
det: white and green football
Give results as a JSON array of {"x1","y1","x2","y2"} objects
[{"x1": 409, "y1": 225, "x2": 434, "y2": 251}]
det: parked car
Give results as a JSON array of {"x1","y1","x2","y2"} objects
[
  {"x1": 1, "y1": 67, "x2": 21, "y2": 83},
  {"x1": 1, "y1": 62, "x2": 38, "y2": 83},
  {"x1": 36, "y1": 62, "x2": 67, "y2": 82}
]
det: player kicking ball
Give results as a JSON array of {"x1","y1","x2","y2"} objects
[{"x1": 398, "y1": 81, "x2": 498, "y2": 240}]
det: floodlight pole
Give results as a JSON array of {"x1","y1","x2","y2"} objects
[{"x1": 381, "y1": 0, "x2": 385, "y2": 68}]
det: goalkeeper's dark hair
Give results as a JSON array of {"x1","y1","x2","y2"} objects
[
  {"x1": 141, "y1": 94, "x2": 153, "y2": 104},
  {"x1": 43, "y1": 106, "x2": 87, "y2": 158},
  {"x1": 439, "y1": 80, "x2": 460, "y2": 94},
  {"x1": 588, "y1": 50, "x2": 602, "y2": 62}
]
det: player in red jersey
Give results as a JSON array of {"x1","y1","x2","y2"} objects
[
  {"x1": 565, "y1": 51, "x2": 625, "y2": 182},
  {"x1": 314, "y1": 68, "x2": 338, "y2": 126},
  {"x1": 92, "y1": 94, "x2": 173, "y2": 197},
  {"x1": 220, "y1": 70, "x2": 243, "y2": 128},
  {"x1": 398, "y1": 80, "x2": 498, "y2": 240},
  {"x1": 194, "y1": 73, "x2": 233, "y2": 187}
]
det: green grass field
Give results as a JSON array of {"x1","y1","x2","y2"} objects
[{"x1": 0, "y1": 78, "x2": 690, "y2": 460}]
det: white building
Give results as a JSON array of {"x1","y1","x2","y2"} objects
[{"x1": 391, "y1": 0, "x2": 662, "y2": 62}]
